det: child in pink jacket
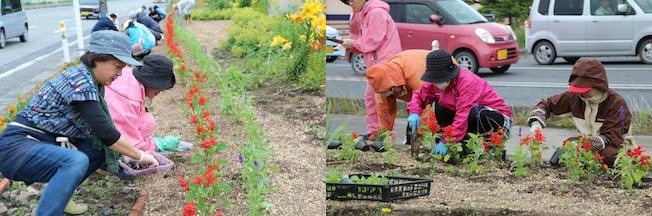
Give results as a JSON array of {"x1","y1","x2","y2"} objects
[
  {"x1": 407, "y1": 50, "x2": 512, "y2": 155},
  {"x1": 343, "y1": 0, "x2": 402, "y2": 141},
  {"x1": 105, "y1": 54, "x2": 177, "y2": 152}
]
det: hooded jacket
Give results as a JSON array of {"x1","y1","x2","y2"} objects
[
  {"x1": 528, "y1": 58, "x2": 634, "y2": 165},
  {"x1": 91, "y1": 16, "x2": 118, "y2": 32},
  {"x1": 367, "y1": 50, "x2": 432, "y2": 131},
  {"x1": 408, "y1": 69, "x2": 512, "y2": 142},
  {"x1": 105, "y1": 67, "x2": 157, "y2": 152},
  {"x1": 353, "y1": 0, "x2": 402, "y2": 67}
]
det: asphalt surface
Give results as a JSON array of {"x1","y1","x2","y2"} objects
[
  {"x1": 327, "y1": 55, "x2": 652, "y2": 110},
  {"x1": 0, "y1": 0, "x2": 164, "y2": 112}
]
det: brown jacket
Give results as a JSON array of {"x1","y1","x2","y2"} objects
[
  {"x1": 528, "y1": 58, "x2": 634, "y2": 166},
  {"x1": 367, "y1": 49, "x2": 433, "y2": 132}
]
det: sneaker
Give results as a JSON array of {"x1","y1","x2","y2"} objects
[
  {"x1": 370, "y1": 139, "x2": 386, "y2": 152},
  {"x1": 64, "y1": 199, "x2": 88, "y2": 215},
  {"x1": 355, "y1": 139, "x2": 370, "y2": 151},
  {"x1": 327, "y1": 140, "x2": 342, "y2": 149}
]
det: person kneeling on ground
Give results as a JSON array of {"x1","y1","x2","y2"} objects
[
  {"x1": 407, "y1": 50, "x2": 513, "y2": 157},
  {"x1": 105, "y1": 54, "x2": 192, "y2": 154},
  {"x1": 365, "y1": 49, "x2": 434, "y2": 152},
  {"x1": 121, "y1": 18, "x2": 156, "y2": 60},
  {"x1": 527, "y1": 58, "x2": 635, "y2": 167},
  {"x1": 0, "y1": 31, "x2": 158, "y2": 215}
]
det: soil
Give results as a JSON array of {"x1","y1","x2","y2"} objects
[
  {"x1": 142, "y1": 18, "x2": 326, "y2": 215},
  {"x1": 327, "y1": 148, "x2": 652, "y2": 215}
]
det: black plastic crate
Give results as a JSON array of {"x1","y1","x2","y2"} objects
[{"x1": 326, "y1": 174, "x2": 433, "y2": 202}]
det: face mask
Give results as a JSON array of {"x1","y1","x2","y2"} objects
[{"x1": 435, "y1": 81, "x2": 450, "y2": 90}]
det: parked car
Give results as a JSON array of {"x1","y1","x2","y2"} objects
[
  {"x1": 527, "y1": 0, "x2": 652, "y2": 64},
  {"x1": 0, "y1": 0, "x2": 28, "y2": 49},
  {"x1": 80, "y1": 0, "x2": 101, "y2": 19},
  {"x1": 326, "y1": 25, "x2": 346, "y2": 63},
  {"x1": 385, "y1": 0, "x2": 519, "y2": 74}
]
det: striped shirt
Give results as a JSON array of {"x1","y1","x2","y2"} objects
[{"x1": 19, "y1": 65, "x2": 100, "y2": 138}]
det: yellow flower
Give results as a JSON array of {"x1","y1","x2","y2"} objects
[
  {"x1": 311, "y1": 13, "x2": 326, "y2": 36},
  {"x1": 7, "y1": 104, "x2": 15, "y2": 115},
  {"x1": 381, "y1": 207, "x2": 391, "y2": 214},
  {"x1": 282, "y1": 42, "x2": 293, "y2": 50},
  {"x1": 287, "y1": 13, "x2": 303, "y2": 23},
  {"x1": 0, "y1": 116, "x2": 5, "y2": 123},
  {"x1": 300, "y1": 0, "x2": 325, "y2": 21},
  {"x1": 270, "y1": 35, "x2": 288, "y2": 47}
]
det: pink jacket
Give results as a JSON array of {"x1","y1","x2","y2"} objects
[
  {"x1": 353, "y1": 0, "x2": 402, "y2": 67},
  {"x1": 408, "y1": 69, "x2": 512, "y2": 142},
  {"x1": 105, "y1": 67, "x2": 157, "y2": 152}
]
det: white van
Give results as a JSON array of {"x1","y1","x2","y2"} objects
[
  {"x1": 527, "y1": 0, "x2": 652, "y2": 64},
  {"x1": 0, "y1": 0, "x2": 28, "y2": 49}
]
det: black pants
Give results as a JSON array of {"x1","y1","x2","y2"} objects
[
  {"x1": 435, "y1": 104, "x2": 510, "y2": 154},
  {"x1": 150, "y1": 29, "x2": 163, "y2": 41}
]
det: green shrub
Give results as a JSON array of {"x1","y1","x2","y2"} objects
[
  {"x1": 208, "y1": 0, "x2": 232, "y2": 10},
  {"x1": 191, "y1": 8, "x2": 235, "y2": 20}
]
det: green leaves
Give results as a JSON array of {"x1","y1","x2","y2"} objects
[{"x1": 511, "y1": 145, "x2": 530, "y2": 178}]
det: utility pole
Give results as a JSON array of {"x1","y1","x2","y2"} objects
[
  {"x1": 99, "y1": 0, "x2": 108, "y2": 17},
  {"x1": 72, "y1": 0, "x2": 84, "y2": 56}
]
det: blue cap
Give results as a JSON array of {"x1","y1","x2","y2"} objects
[{"x1": 88, "y1": 30, "x2": 142, "y2": 66}]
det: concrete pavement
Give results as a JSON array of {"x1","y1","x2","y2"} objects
[{"x1": 327, "y1": 114, "x2": 652, "y2": 161}]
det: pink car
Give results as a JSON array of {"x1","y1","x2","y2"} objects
[{"x1": 386, "y1": 0, "x2": 519, "y2": 74}]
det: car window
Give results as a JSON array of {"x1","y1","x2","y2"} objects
[
  {"x1": 406, "y1": 4, "x2": 434, "y2": 24},
  {"x1": 436, "y1": 0, "x2": 487, "y2": 24},
  {"x1": 634, "y1": 0, "x2": 652, "y2": 13},
  {"x1": 538, "y1": 0, "x2": 551, "y2": 15},
  {"x1": 9, "y1": 0, "x2": 20, "y2": 12},
  {"x1": 2, "y1": 0, "x2": 20, "y2": 14},
  {"x1": 592, "y1": 0, "x2": 636, "y2": 15},
  {"x1": 554, "y1": 0, "x2": 584, "y2": 15},
  {"x1": 389, "y1": 3, "x2": 404, "y2": 22}
]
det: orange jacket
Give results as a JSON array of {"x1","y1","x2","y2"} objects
[{"x1": 367, "y1": 49, "x2": 433, "y2": 133}]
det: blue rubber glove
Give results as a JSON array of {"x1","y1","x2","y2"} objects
[
  {"x1": 407, "y1": 114, "x2": 420, "y2": 134},
  {"x1": 432, "y1": 142, "x2": 448, "y2": 156}
]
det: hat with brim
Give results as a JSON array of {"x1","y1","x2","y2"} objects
[
  {"x1": 568, "y1": 76, "x2": 593, "y2": 94},
  {"x1": 421, "y1": 50, "x2": 459, "y2": 83},
  {"x1": 88, "y1": 30, "x2": 142, "y2": 66},
  {"x1": 133, "y1": 54, "x2": 175, "y2": 90}
]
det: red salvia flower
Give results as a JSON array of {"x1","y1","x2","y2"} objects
[
  {"x1": 519, "y1": 136, "x2": 530, "y2": 145},
  {"x1": 196, "y1": 125, "x2": 205, "y2": 135},
  {"x1": 194, "y1": 70, "x2": 201, "y2": 79},
  {"x1": 203, "y1": 111, "x2": 211, "y2": 119},
  {"x1": 203, "y1": 165, "x2": 218, "y2": 186},
  {"x1": 180, "y1": 65, "x2": 186, "y2": 71},
  {"x1": 640, "y1": 155, "x2": 649, "y2": 167},
  {"x1": 427, "y1": 113, "x2": 440, "y2": 133},
  {"x1": 214, "y1": 209, "x2": 223, "y2": 216},
  {"x1": 352, "y1": 132, "x2": 358, "y2": 139},
  {"x1": 593, "y1": 153, "x2": 605, "y2": 163},
  {"x1": 442, "y1": 126, "x2": 454, "y2": 139},
  {"x1": 482, "y1": 141, "x2": 490, "y2": 152},
  {"x1": 178, "y1": 177, "x2": 189, "y2": 193},
  {"x1": 581, "y1": 139, "x2": 591, "y2": 151},
  {"x1": 207, "y1": 120, "x2": 216, "y2": 131},
  {"x1": 489, "y1": 132, "x2": 503, "y2": 146},
  {"x1": 200, "y1": 137, "x2": 217, "y2": 149},
  {"x1": 602, "y1": 164, "x2": 609, "y2": 170},
  {"x1": 182, "y1": 202, "x2": 197, "y2": 216},
  {"x1": 199, "y1": 95, "x2": 207, "y2": 105},
  {"x1": 628, "y1": 146, "x2": 644, "y2": 158},
  {"x1": 191, "y1": 115, "x2": 198, "y2": 124},
  {"x1": 533, "y1": 129, "x2": 545, "y2": 143},
  {"x1": 192, "y1": 175, "x2": 202, "y2": 185}
]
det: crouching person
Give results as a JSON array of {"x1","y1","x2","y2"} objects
[{"x1": 527, "y1": 58, "x2": 635, "y2": 167}]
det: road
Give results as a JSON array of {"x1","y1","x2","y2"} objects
[
  {"x1": 327, "y1": 55, "x2": 652, "y2": 110},
  {"x1": 0, "y1": 0, "x2": 163, "y2": 112}
]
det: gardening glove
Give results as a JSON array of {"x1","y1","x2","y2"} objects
[
  {"x1": 154, "y1": 136, "x2": 180, "y2": 152},
  {"x1": 587, "y1": 135, "x2": 607, "y2": 152},
  {"x1": 177, "y1": 141, "x2": 194, "y2": 152},
  {"x1": 137, "y1": 151, "x2": 159, "y2": 168},
  {"x1": 407, "y1": 114, "x2": 420, "y2": 135},
  {"x1": 431, "y1": 141, "x2": 448, "y2": 156},
  {"x1": 529, "y1": 120, "x2": 543, "y2": 135}
]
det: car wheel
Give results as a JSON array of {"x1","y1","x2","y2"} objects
[
  {"x1": 454, "y1": 51, "x2": 479, "y2": 74},
  {"x1": 490, "y1": 64, "x2": 510, "y2": 74},
  {"x1": 326, "y1": 56, "x2": 338, "y2": 63},
  {"x1": 534, "y1": 41, "x2": 556, "y2": 65},
  {"x1": 638, "y1": 39, "x2": 652, "y2": 64},
  {"x1": 562, "y1": 57, "x2": 580, "y2": 64},
  {"x1": 351, "y1": 53, "x2": 366, "y2": 75},
  {"x1": 19, "y1": 25, "x2": 28, "y2": 42},
  {"x1": 0, "y1": 29, "x2": 5, "y2": 49}
]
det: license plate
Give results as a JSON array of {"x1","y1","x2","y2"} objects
[
  {"x1": 326, "y1": 46, "x2": 334, "y2": 52},
  {"x1": 81, "y1": 11, "x2": 89, "y2": 16},
  {"x1": 497, "y1": 49, "x2": 507, "y2": 60}
]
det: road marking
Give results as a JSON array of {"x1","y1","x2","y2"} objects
[
  {"x1": 326, "y1": 76, "x2": 652, "y2": 90},
  {"x1": 327, "y1": 64, "x2": 652, "y2": 71},
  {"x1": 0, "y1": 35, "x2": 91, "y2": 80}
]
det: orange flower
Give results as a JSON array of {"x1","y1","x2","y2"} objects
[
  {"x1": 352, "y1": 132, "x2": 358, "y2": 139},
  {"x1": 593, "y1": 153, "x2": 605, "y2": 163},
  {"x1": 489, "y1": 132, "x2": 503, "y2": 146},
  {"x1": 602, "y1": 164, "x2": 609, "y2": 170}
]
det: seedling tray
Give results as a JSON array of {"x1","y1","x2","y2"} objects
[{"x1": 326, "y1": 173, "x2": 432, "y2": 202}]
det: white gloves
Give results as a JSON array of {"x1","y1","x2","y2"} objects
[
  {"x1": 529, "y1": 121, "x2": 543, "y2": 135},
  {"x1": 136, "y1": 150, "x2": 159, "y2": 168}
]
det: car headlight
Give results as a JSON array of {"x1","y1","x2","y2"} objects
[{"x1": 475, "y1": 28, "x2": 495, "y2": 44}]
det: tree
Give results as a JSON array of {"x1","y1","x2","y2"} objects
[{"x1": 478, "y1": 0, "x2": 531, "y2": 25}]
